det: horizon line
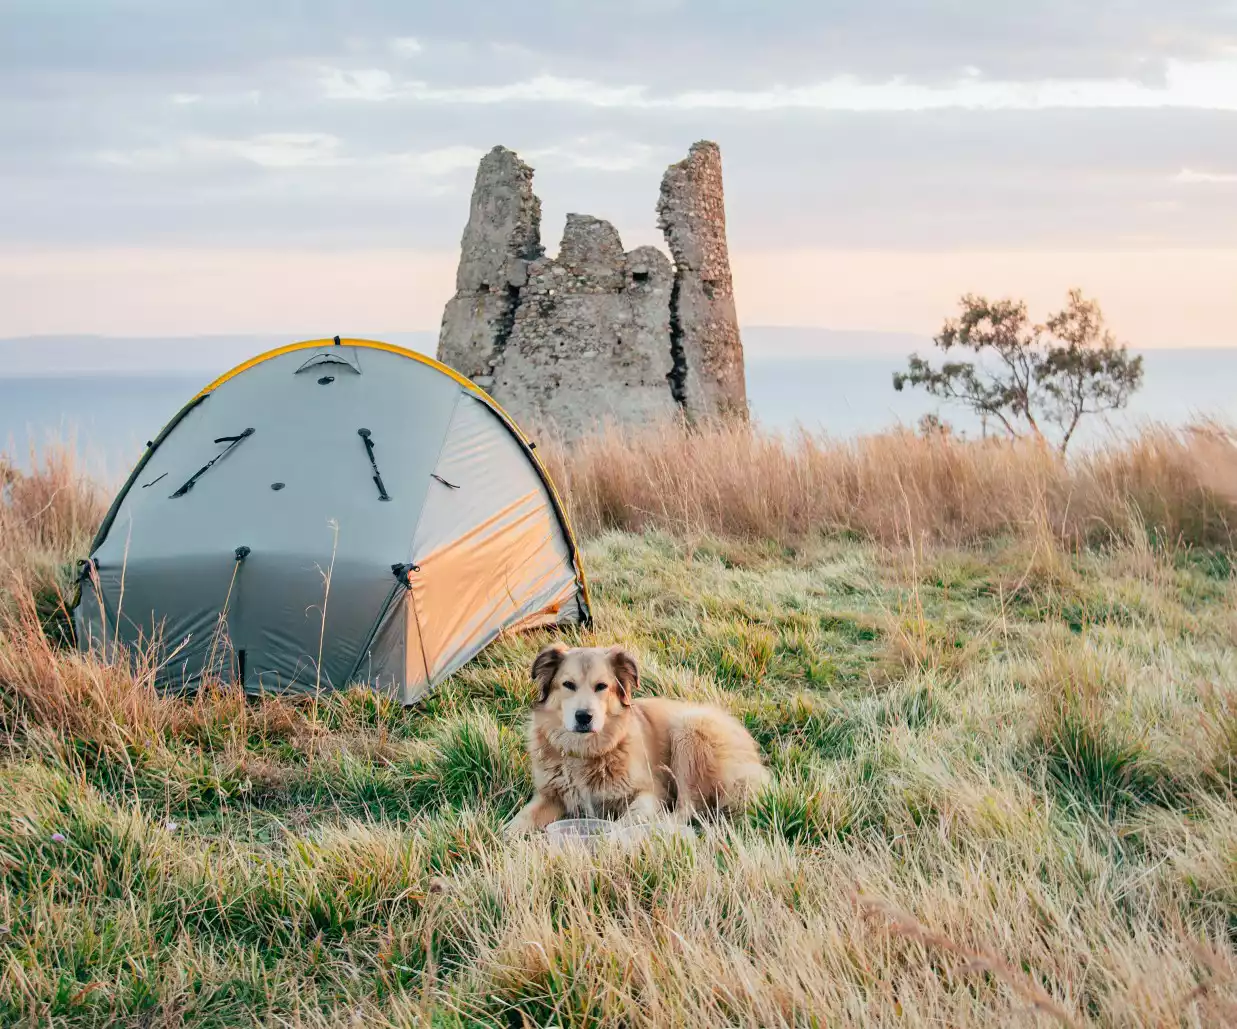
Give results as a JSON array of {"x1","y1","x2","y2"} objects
[{"x1": 2, "y1": 327, "x2": 1236, "y2": 350}]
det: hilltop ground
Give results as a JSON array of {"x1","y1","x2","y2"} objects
[{"x1": 3, "y1": 425, "x2": 1237, "y2": 1027}]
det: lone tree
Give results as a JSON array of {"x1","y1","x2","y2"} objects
[{"x1": 893, "y1": 289, "x2": 1143, "y2": 453}]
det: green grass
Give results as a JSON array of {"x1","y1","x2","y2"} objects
[{"x1": 4, "y1": 530, "x2": 1237, "y2": 1026}]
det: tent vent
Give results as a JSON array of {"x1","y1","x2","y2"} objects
[
  {"x1": 317, "y1": 375, "x2": 334, "y2": 385},
  {"x1": 297, "y1": 350, "x2": 361, "y2": 375},
  {"x1": 270, "y1": 482, "x2": 285, "y2": 491}
]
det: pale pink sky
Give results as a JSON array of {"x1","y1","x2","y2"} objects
[
  {"x1": 2, "y1": 245, "x2": 1234, "y2": 350},
  {"x1": 5, "y1": 4, "x2": 1237, "y2": 353}
]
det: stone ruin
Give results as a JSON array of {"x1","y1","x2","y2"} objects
[{"x1": 435, "y1": 141, "x2": 747, "y2": 440}]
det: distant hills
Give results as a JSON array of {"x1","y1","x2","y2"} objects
[
  {"x1": 0, "y1": 332, "x2": 438, "y2": 377},
  {"x1": 740, "y1": 327, "x2": 932, "y2": 360},
  {"x1": 0, "y1": 327, "x2": 930, "y2": 377}
]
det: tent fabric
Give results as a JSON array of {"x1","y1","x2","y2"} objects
[{"x1": 75, "y1": 339, "x2": 590, "y2": 703}]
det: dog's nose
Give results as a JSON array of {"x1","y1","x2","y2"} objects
[{"x1": 574, "y1": 710, "x2": 593, "y2": 730}]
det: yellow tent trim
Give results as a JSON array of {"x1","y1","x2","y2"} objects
[{"x1": 193, "y1": 337, "x2": 593, "y2": 615}]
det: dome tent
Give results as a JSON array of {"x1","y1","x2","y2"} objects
[{"x1": 74, "y1": 338, "x2": 591, "y2": 704}]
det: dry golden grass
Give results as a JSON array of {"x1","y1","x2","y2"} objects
[
  {"x1": 542, "y1": 420, "x2": 1237, "y2": 550},
  {"x1": 0, "y1": 442, "x2": 108, "y2": 598},
  {"x1": 3, "y1": 427, "x2": 1237, "y2": 1027}
]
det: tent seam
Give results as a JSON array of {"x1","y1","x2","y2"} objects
[
  {"x1": 403, "y1": 391, "x2": 464, "y2": 564},
  {"x1": 395, "y1": 390, "x2": 464, "y2": 691}
]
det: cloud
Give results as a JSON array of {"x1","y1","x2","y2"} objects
[
  {"x1": 319, "y1": 68, "x2": 399, "y2": 101},
  {"x1": 525, "y1": 135, "x2": 663, "y2": 172},
  {"x1": 4, "y1": 2, "x2": 1237, "y2": 258},
  {"x1": 95, "y1": 134, "x2": 482, "y2": 176},
  {"x1": 383, "y1": 145, "x2": 486, "y2": 176},
  {"x1": 320, "y1": 69, "x2": 650, "y2": 107},
  {"x1": 669, "y1": 59, "x2": 1237, "y2": 111},
  {"x1": 1174, "y1": 167, "x2": 1237, "y2": 183},
  {"x1": 9, "y1": 107, "x2": 1222, "y2": 252},
  {"x1": 6, "y1": 1, "x2": 1235, "y2": 89},
  {"x1": 390, "y1": 36, "x2": 422, "y2": 55},
  {"x1": 319, "y1": 58, "x2": 1237, "y2": 112},
  {"x1": 98, "y1": 133, "x2": 346, "y2": 170},
  {"x1": 213, "y1": 133, "x2": 343, "y2": 168}
]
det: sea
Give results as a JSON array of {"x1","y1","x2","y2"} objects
[{"x1": 3, "y1": 349, "x2": 1236, "y2": 482}]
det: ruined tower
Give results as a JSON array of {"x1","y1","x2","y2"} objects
[
  {"x1": 657, "y1": 141, "x2": 747, "y2": 419},
  {"x1": 436, "y1": 141, "x2": 746, "y2": 440},
  {"x1": 437, "y1": 147, "x2": 542, "y2": 382}
]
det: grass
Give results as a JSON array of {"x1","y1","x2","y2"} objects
[{"x1": 3, "y1": 424, "x2": 1237, "y2": 1026}]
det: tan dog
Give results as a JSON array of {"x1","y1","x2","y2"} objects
[{"x1": 505, "y1": 643, "x2": 770, "y2": 834}]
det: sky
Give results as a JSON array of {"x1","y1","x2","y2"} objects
[{"x1": 2, "y1": 1, "x2": 1237, "y2": 352}]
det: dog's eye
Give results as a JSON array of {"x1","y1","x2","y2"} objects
[
  {"x1": 561, "y1": 680, "x2": 577, "y2": 692},
  {"x1": 594, "y1": 682, "x2": 608, "y2": 693}
]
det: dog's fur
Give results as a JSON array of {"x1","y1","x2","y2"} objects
[{"x1": 505, "y1": 643, "x2": 770, "y2": 834}]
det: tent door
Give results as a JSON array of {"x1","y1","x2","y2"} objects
[{"x1": 343, "y1": 573, "x2": 409, "y2": 688}]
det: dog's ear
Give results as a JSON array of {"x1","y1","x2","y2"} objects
[
  {"x1": 531, "y1": 642, "x2": 569, "y2": 704},
  {"x1": 608, "y1": 646, "x2": 638, "y2": 707}
]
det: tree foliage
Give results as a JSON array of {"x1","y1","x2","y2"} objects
[{"x1": 893, "y1": 289, "x2": 1144, "y2": 453}]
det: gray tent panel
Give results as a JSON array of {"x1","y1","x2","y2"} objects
[
  {"x1": 75, "y1": 339, "x2": 590, "y2": 700},
  {"x1": 405, "y1": 393, "x2": 583, "y2": 694}
]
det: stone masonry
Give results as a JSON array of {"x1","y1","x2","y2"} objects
[{"x1": 436, "y1": 142, "x2": 747, "y2": 440}]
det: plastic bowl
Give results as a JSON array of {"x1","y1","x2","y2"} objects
[
  {"x1": 544, "y1": 817, "x2": 696, "y2": 852},
  {"x1": 610, "y1": 821, "x2": 696, "y2": 847},
  {"x1": 543, "y1": 818, "x2": 611, "y2": 852}
]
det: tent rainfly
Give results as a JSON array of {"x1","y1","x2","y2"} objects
[{"x1": 74, "y1": 338, "x2": 591, "y2": 704}]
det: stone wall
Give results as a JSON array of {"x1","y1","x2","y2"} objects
[{"x1": 436, "y1": 141, "x2": 746, "y2": 440}]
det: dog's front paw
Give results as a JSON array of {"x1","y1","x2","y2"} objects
[
  {"x1": 503, "y1": 813, "x2": 536, "y2": 838},
  {"x1": 504, "y1": 801, "x2": 544, "y2": 836},
  {"x1": 619, "y1": 793, "x2": 666, "y2": 825}
]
